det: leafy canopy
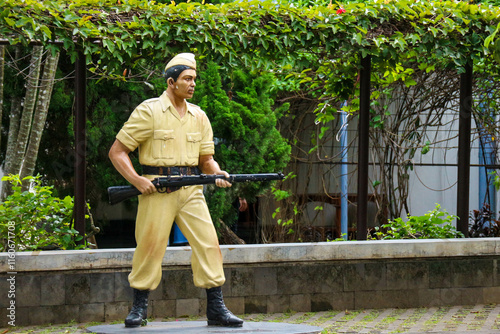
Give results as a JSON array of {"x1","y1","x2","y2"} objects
[{"x1": 1, "y1": 0, "x2": 499, "y2": 76}]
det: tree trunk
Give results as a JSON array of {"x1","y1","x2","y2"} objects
[
  {"x1": 20, "y1": 51, "x2": 60, "y2": 185},
  {"x1": 6, "y1": 46, "x2": 43, "y2": 177},
  {"x1": 1, "y1": 97, "x2": 22, "y2": 199},
  {"x1": 1, "y1": 46, "x2": 43, "y2": 199},
  {"x1": 218, "y1": 219, "x2": 245, "y2": 245},
  {"x1": 3, "y1": 98, "x2": 22, "y2": 169}
]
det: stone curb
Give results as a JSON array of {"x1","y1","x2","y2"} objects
[{"x1": 2, "y1": 238, "x2": 500, "y2": 272}]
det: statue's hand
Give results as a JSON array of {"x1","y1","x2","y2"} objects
[
  {"x1": 215, "y1": 171, "x2": 232, "y2": 188},
  {"x1": 134, "y1": 176, "x2": 158, "y2": 195}
]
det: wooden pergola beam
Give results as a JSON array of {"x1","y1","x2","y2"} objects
[
  {"x1": 357, "y1": 55, "x2": 371, "y2": 240},
  {"x1": 74, "y1": 50, "x2": 86, "y2": 241},
  {"x1": 457, "y1": 61, "x2": 473, "y2": 236}
]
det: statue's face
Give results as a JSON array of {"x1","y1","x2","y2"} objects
[{"x1": 174, "y1": 69, "x2": 197, "y2": 99}]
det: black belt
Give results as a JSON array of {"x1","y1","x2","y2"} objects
[{"x1": 141, "y1": 165, "x2": 201, "y2": 176}]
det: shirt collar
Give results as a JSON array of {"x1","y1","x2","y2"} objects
[{"x1": 160, "y1": 91, "x2": 195, "y2": 116}]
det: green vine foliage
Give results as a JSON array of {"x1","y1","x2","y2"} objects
[
  {"x1": 1, "y1": 0, "x2": 498, "y2": 75},
  {"x1": 2, "y1": 0, "x2": 500, "y2": 135},
  {"x1": 0, "y1": 175, "x2": 85, "y2": 251}
]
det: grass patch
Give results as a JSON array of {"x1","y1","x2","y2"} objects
[
  {"x1": 338, "y1": 310, "x2": 361, "y2": 322},
  {"x1": 3, "y1": 320, "x2": 82, "y2": 334},
  {"x1": 395, "y1": 307, "x2": 428, "y2": 332},
  {"x1": 291, "y1": 312, "x2": 315, "y2": 324},
  {"x1": 308, "y1": 310, "x2": 341, "y2": 326},
  {"x1": 493, "y1": 311, "x2": 500, "y2": 330},
  {"x1": 373, "y1": 309, "x2": 406, "y2": 332},
  {"x1": 347, "y1": 310, "x2": 381, "y2": 333},
  {"x1": 318, "y1": 309, "x2": 362, "y2": 333},
  {"x1": 440, "y1": 305, "x2": 473, "y2": 331},
  {"x1": 466, "y1": 305, "x2": 494, "y2": 331},
  {"x1": 242, "y1": 313, "x2": 271, "y2": 322},
  {"x1": 269, "y1": 310, "x2": 296, "y2": 322},
  {"x1": 421, "y1": 306, "x2": 451, "y2": 331}
]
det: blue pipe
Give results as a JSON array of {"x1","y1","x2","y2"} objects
[
  {"x1": 339, "y1": 102, "x2": 349, "y2": 240},
  {"x1": 478, "y1": 131, "x2": 496, "y2": 213},
  {"x1": 478, "y1": 98, "x2": 497, "y2": 214}
]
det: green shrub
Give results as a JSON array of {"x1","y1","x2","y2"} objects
[
  {"x1": 192, "y1": 62, "x2": 291, "y2": 227},
  {"x1": 373, "y1": 204, "x2": 464, "y2": 239},
  {"x1": 0, "y1": 174, "x2": 84, "y2": 251}
]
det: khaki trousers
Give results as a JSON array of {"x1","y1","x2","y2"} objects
[{"x1": 128, "y1": 185, "x2": 225, "y2": 291}]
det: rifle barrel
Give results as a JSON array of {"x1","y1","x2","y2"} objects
[{"x1": 108, "y1": 172, "x2": 284, "y2": 205}]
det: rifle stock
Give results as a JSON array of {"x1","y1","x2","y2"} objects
[
  {"x1": 107, "y1": 186, "x2": 142, "y2": 206},
  {"x1": 108, "y1": 172, "x2": 284, "y2": 205}
]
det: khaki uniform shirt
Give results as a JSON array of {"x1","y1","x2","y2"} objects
[{"x1": 116, "y1": 91, "x2": 214, "y2": 167}]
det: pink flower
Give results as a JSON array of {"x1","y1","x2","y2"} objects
[{"x1": 337, "y1": 7, "x2": 346, "y2": 14}]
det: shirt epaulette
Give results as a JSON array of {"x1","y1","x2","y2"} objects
[
  {"x1": 143, "y1": 97, "x2": 160, "y2": 104},
  {"x1": 187, "y1": 102, "x2": 206, "y2": 117}
]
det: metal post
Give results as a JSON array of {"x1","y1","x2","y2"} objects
[
  {"x1": 357, "y1": 55, "x2": 371, "y2": 240},
  {"x1": 74, "y1": 50, "x2": 86, "y2": 241},
  {"x1": 340, "y1": 102, "x2": 349, "y2": 240},
  {"x1": 478, "y1": 94, "x2": 497, "y2": 214},
  {"x1": 457, "y1": 61, "x2": 473, "y2": 236}
]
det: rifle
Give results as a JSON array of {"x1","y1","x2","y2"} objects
[{"x1": 108, "y1": 172, "x2": 284, "y2": 205}]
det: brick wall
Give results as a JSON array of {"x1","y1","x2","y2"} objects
[{"x1": 1, "y1": 239, "x2": 500, "y2": 327}]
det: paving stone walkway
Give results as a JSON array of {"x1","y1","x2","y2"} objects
[{"x1": 2, "y1": 304, "x2": 500, "y2": 333}]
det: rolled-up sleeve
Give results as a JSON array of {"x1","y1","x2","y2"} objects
[
  {"x1": 199, "y1": 114, "x2": 215, "y2": 156},
  {"x1": 116, "y1": 104, "x2": 153, "y2": 152}
]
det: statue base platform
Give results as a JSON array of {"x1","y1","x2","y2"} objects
[{"x1": 86, "y1": 321, "x2": 323, "y2": 333}]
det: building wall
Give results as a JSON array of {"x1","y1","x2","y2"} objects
[
  {"x1": 406, "y1": 115, "x2": 480, "y2": 218},
  {"x1": 278, "y1": 102, "x2": 497, "y2": 231}
]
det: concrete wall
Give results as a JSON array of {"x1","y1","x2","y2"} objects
[{"x1": 2, "y1": 239, "x2": 500, "y2": 327}]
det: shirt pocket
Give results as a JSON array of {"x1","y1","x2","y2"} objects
[
  {"x1": 186, "y1": 132, "x2": 202, "y2": 158},
  {"x1": 152, "y1": 129, "x2": 175, "y2": 159}
]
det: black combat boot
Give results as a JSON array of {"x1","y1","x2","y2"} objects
[
  {"x1": 124, "y1": 289, "x2": 149, "y2": 328},
  {"x1": 206, "y1": 287, "x2": 244, "y2": 327}
]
